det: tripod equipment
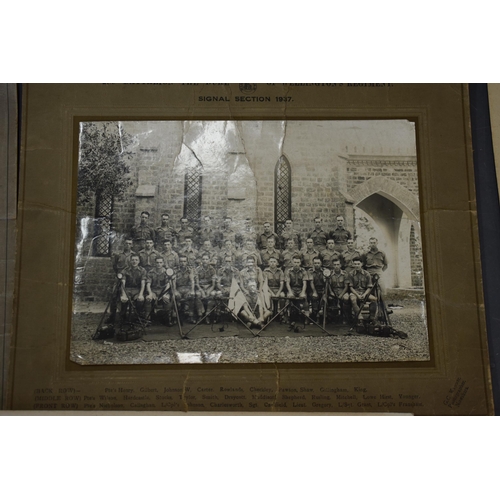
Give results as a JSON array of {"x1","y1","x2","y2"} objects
[
  {"x1": 168, "y1": 268, "x2": 186, "y2": 339},
  {"x1": 92, "y1": 274, "x2": 122, "y2": 341},
  {"x1": 116, "y1": 273, "x2": 148, "y2": 342}
]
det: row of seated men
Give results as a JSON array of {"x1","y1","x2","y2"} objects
[
  {"x1": 130, "y1": 212, "x2": 352, "y2": 252},
  {"x1": 109, "y1": 239, "x2": 387, "y2": 331}
]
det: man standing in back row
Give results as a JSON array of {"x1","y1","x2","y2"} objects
[{"x1": 330, "y1": 215, "x2": 352, "y2": 253}]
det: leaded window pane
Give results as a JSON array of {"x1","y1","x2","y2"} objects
[{"x1": 275, "y1": 156, "x2": 291, "y2": 235}]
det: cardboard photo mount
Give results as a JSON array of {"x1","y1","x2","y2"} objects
[{"x1": 7, "y1": 83, "x2": 493, "y2": 415}]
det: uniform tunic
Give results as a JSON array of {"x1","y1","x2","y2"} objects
[
  {"x1": 320, "y1": 249, "x2": 342, "y2": 269},
  {"x1": 260, "y1": 248, "x2": 281, "y2": 268},
  {"x1": 123, "y1": 266, "x2": 147, "y2": 291},
  {"x1": 330, "y1": 227, "x2": 352, "y2": 249},
  {"x1": 263, "y1": 267, "x2": 284, "y2": 292},
  {"x1": 111, "y1": 249, "x2": 136, "y2": 274},
  {"x1": 364, "y1": 248, "x2": 388, "y2": 275},
  {"x1": 342, "y1": 249, "x2": 361, "y2": 273},
  {"x1": 285, "y1": 267, "x2": 308, "y2": 293},
  {"x1": 130, "y1": 224, "x2": 155, "y2": 250},
  {"x1": 307, "y1": 228, "x2": 328, "y2": 250},
  {"x1": 330, "y1": 270, "x2": 348, "y2": 296},
  {"x1": 301, "y1": 249, "x2": 320, "y2": 269},
  {"x1": 160, "y1": 250, "x2": 180, "y2": 270},
  {"x1": 155, "y1": 225, "x2": 177, "y2": 246},
  {"x1": 138, "y1": 249, "x2": 161, "y2": 272},
  {"x1": 348, "y1": 269, "x2": 373, "y2": 294}
]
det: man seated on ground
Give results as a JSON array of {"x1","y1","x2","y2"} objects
[
  {"x1": 329, "y1": 259, "x2": 350, "y2": 324},
  {"x1": 320, "y1": 239, "x2": 342, "y2": 270},
  {"x1": 285, "y1": 256, "x2": 311, "y2": 325},
  {"x1": 119, "y1": 254, "x2": 147, "y2": 325},
  {"x1": 145, "y1": 256, "x2": 174, "y2": 326},
  {"x1": 195, "y1": 253, "x2": 217, "y2": 323},
  {"x1": 347, "y1": 256, "x2": 377, "y2": 323},
  {"x1": 173, "y1": 255, "x2": 197, "y2": 324},
  {"x1": 239, "y1": 255, "x2": 269, "y2": 327},
  {"x1": 263, "y1": 256, "x2": 285, "y2": 321},
  {"x1": 260, "y1": 236, "x2": 281, "y2": 269},
  {"x1": 308, "y1": 257, "x2": 327, "y2": 323}
]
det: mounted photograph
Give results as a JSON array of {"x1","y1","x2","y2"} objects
[{"x1": 71, "y1": 119, "x2": 429, "y2": 365}]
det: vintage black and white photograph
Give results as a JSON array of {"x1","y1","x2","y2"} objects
[{"x1": 71, "y1": 120, "x2": 429, "y2": 364}]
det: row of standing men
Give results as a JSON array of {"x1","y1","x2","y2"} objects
[{"x1": 129, "y1": 212, "x2": 354, "y2": 253}]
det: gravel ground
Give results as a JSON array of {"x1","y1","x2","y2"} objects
[{"x1": 70, "y1": 298, "x2": 430, "y2": 365}]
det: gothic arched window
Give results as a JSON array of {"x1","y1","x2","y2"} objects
[
  {"x1": 183, "y1": 163, "x2": 203, "y2": 222},
  {"x1": 93, "y1": 191, "x2": 113, "y2": 256},
  {"x1": 274, "y1": 155, "x2": 291, "y2": 235}
]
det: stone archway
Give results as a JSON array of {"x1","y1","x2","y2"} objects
[{"x1": 349, "y1": 177, "x2": 421, "y2": 289}]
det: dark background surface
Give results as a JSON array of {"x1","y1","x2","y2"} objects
[{"x1": 469, "y1": 83, "x2": 500, "y2": 415}]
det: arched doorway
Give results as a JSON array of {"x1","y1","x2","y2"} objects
[{"x1": 349, "y1": 177, "x2": 421, "y2": 289}]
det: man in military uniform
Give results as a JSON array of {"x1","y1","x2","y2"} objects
[
  {"x1": 218, "y1": 239, "x2": 240, "y2": 268},
  {"x1": 130, "y1": 211, "x2": 155, "y2": 252},
  {"x1": 240, "y1": 239, "x2": 262, "y2": 268},
  {"x1": 320, "y1": 239, "x2": 342, "y2": 269},
  {"x1": 281, "y1": 238, "x2": 297, "y2": 270},
  {"x1": 119, "y1": 254, "x2": 147, "y2": 324},
  {"x1": 218, "y1": 216, "x2": 237, "y2": 249},
  {"x1": 107, "y1": 237, "x2": 136, "y2": 324},
  {"x1": 198, "y1": 239, "x2": 219, "y2": 267},
  {"x1": 160, "y1": 240, "x2": 179, "y2": 270},
  {"x1": 342, "y1": 238, "x2": 361, "y2": 275},
  {"x1": 257, "y1": 222, "x2": 279, "y2": 251},
  {"x1": 301, "y1": 238, "x2": 320, "y2": 270},
  {"x1": 329, "y1": 258, "x2": 350, "y2": 324},
  {"x1": 180, "y1": 237, "x2": 198, "y2": 268},
  {"x1": 238, "y1": 218, "x2": 256, "y2": 248},
  {"x1": 260, "y1": 236, "x2": 281, "y2": 269},
  {"x1": 347, "y1": 256, "x2": 377, "y2": 321},
  {"x1": 307, "y1": 217, "x2": 328, "y2": 251},
  {"x1": 176, "y1": 218, "x2": 196, "y2": 249},
  {"x1": 155, "y1": 213, "x2": 177, "y2": 248},
  {"x1": 198, "y1": 215, "x2": 216, "y2": 248},
  {"x1": 330, "y1": 215, "x2": 352, "y2": 253},
  {"x1": 285, "y1": 255, "x2": 310, "y2": 324},
  {"x1": 280, "y1": 219, "x2": 301, "y2": 251},
  {"x1": 215, "y1": 254, "x2": 241, "y2": 299},
  {"x1": 138, "y1": 238, "x2": 161, "y2": 273},
  {"x1": 145, "y1": 256, "x2": 174, "y2": 325},
  {"x1": 308, "y1": 257, "x2": 327, "y2": 323},
  {"x1": 195, "y1": 253, "x2": 217, "y2": 323},
  {"x1": 263, "y1": 256, "x2": 285, "y2": 320},
  {"x1": 173, "y1": 255, "x2": 196, "y2": 323},
  {"x1": 363, "y1": 237, "x2": 388, "y2": 293}
]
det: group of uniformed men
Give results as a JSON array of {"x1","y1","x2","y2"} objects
[{"x1": 108, "y1": 211, "x2": 388, "y2": 330}]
